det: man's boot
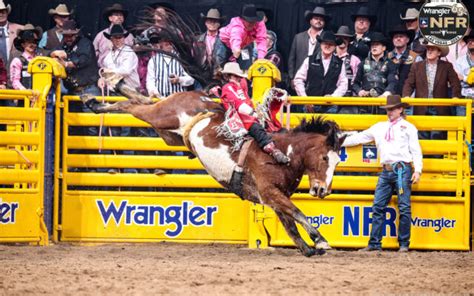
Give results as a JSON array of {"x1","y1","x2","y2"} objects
[{"x1": 263, "y1": 142, "x2": 290, "y2": 165}]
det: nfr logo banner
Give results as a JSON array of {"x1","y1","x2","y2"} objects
[{"x1": 0, "y1": 198, "x2": 19, "y2": 224}]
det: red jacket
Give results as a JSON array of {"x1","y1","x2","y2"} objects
[{"x1": 221, "y1": 79, "x2": 257, "y2": 130}]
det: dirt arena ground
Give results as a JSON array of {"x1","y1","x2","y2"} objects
[{"x1": 0, "y1": 243, "x2": 472, "y2": 295}]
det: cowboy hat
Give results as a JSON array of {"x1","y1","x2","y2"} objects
[
  {"x1": 103, "y1": 3, "x2": 128, "y2": 20},
  {"x1": 59, "y1": 19, "x2": 80, "y2": 35},
  {"x1": 48, "y1": 4, "x2": 73, "y2": 16},
  {"x1": 420, "y1": 39, "x2": 449, "y2": 57},
  {"x1": 104, "y1": 24, "x2": 130, "y2": 40},
  {"x1": 335, "y1": 26, "x2": 354, "y2": 39},
  {"x1": 13, "y1": 24, "x2": 42, "y2": 51},
  {"x1": 304, "y1": 6, "x2": 331, "y2": 23},
  {"x1": 380, "y1": 95, "x2": 409, "y2": 109},
  {"x1": 400, "y1": 8, "x2": 419, "y2": 21},
  {"x1": 221, "y1": 62, "x2": 247, "y2": 78},
  {"x1": 316, "y1": 31, "x2": 342, "y2": 46},
  {"x1": 0, "y1": 0, "x2": 10, "y2": 14},
  {"x1": 200, "y1": 8, "x2": 225, "y2": 21},
  {"x1": 368, "y1": 32, "x2": 388, "y2": 47},
  {"x1": 240, "y1": 4, "x2": 264, "y2": 23},
  {"x1": 351, "y1": 6, "x2": 377, "y2": 24},
  {"x1": 389, "y1": 24, "x2": 415, "y2": 43},
  {"x1": 463, "y1": 30, "x2": 474, "y2": 43}
]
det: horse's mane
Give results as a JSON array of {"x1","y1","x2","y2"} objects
[{"x1": 292, "y1": 116, "x2": 341, "y2": 150}]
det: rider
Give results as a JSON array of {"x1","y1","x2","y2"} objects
[{"x1": 220, "y1": 62, "x2": 290, "y2": 165}]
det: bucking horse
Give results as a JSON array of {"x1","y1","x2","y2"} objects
[{"x1": 80, "y1": 79, "x2": 345, "y2": 257}]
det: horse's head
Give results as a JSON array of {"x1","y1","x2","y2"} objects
[{"x1": 293, "y1": 117, "x2": 346, "y2": 199}]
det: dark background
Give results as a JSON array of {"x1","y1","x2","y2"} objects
[{"x1": 7, "y1": 0, "x2": 474, "y2": 70}]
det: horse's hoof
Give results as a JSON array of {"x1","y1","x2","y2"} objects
[
  {"x1": 85, "y1": 98, "x2": 100, "y2": 113},
  {"x1": 315, "y1": 241, "x2": 332, "y2": 250},
  {"x1": 302, "y1": 248, "x2": 317, "y2": 257},
  {"x1": 315, "y1": 248, "x2": 326, "y2": 256}
]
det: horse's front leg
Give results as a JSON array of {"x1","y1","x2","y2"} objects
[
  {"x1": 275, "y1": 210, "x2": 316, "y2": 257},
  {"x1": 261, "y1": 188, "x2": 331, "y2": 254}
]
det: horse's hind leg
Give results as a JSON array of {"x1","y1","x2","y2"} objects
[
  {"x1": 80, "y1": 94, "x2": 135, "y2": 114},
  {"x1": 275, "y1": 211, "x2": 316, "y2": 257}
]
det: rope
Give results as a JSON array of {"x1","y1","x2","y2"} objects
[
  {"x1": 98, "y1": 68, "x2": 109, "y2": 152},
  {"x1": 392, "y1": 162, "x2": 407, "y2": 195},
  {"x1": 11, "y1": 147, "x2": 33, "y2": 169},
  {"x1": 182, "y1": 112, "x2": 215, "y2": 152}
]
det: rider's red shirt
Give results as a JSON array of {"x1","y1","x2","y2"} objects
[{"x1": 220, "y1": 79, "x2": 258, "y2": 130}]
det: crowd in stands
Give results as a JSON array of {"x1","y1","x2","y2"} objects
[{"x1": 0, "y1": 0, "x2": 473, "y2": 124}]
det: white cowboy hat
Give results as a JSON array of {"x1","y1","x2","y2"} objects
[
  {"x1": 48, "y1": 4, "x2": 74, "y2": 16},
  {"x1": 221, "y1": 62, "x2": 247, "y2": 78},
  {"x1": 400, "y1": 8, "x2": 419, "y2": 21},
  {"x1": 0, "y1": 0, "x2": 11, "y2": 14}
]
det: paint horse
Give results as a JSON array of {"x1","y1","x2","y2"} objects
[{"x1": 81, "y1": 82, "x2": 345, "y2": 257}]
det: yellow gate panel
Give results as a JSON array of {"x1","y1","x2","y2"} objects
[
  {"x1": 262, "y1": 195, "x2": 469, "y2": 251},
  {"x1": 61, "y1": 194, "x2": 249, "y2": 244}
]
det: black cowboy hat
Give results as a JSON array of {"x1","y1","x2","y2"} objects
[
  {"x1": 60, "y1": 19, "x2": 80, "y2": 35},
  {"x1": 256, "y1": 7, "x2": 273, "y2": 23},
  {"x1": 351, "y1": 6, "x2": 377, "y2": 25},
  {"x1": 240, "y1": 4, "x2": 264, "y2": 23},
  {"x1": 380, "y1": 95, "x2": 409, "y2": 109},
  {"x1": 368, "y1": 32, "x2": 388, "y2": 46},
  {"x1": 200, "y1": 8, "x2": 225, "y2": 21},
  {"x1": 304, "y1": 6, "x2": 331, "y2": 23},
  {"x1": 149, "y1": 30, "x2": 173, "y2": 44},
  {"x1": 389, "y1": 24, "x2": 415, "y2": 44},
  {"x1": 103, "y1": 3, "x2": 128, "y2": 21},
  {"x1": 104, "y1": 24, "x2": 130, "y2": 40},
  {"x1": 317, "y1": 31, "x2": 342, "y2": 46},
  {"x1": 13, "y1": 24, "x2": 42, "y2": 51},
  {"x1": 148, "y1": 2, "x2": 175, "y2": 11},
  {"x1": 335, "y1": 26, "x2": 354, "y2": 39}
]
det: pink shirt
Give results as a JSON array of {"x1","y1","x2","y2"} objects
[
  {"x1": 219, "y1": 17, "x2": 267, "y2": 59},
  {"x1": 205, "y1": 33, "x2": 217, "y2": 59},
  {"x1": 10, "y1": 52, "x2": 34, "y2": 90}
]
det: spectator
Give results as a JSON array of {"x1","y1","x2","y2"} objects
[
  {"x1": 349, "y1": 6, "x2": 376, "y2": 61},
  {"x1": 401, "y1": 8, "x2": 425, "y2": 56},
  {"x1": 50, "y1": 20, "x2": 100, "y2": 97},
  {"x1": 288, "y1": 6, "x2": 330, "y2": 83},
  {"x1": 93, "y1": 3, "x2": 134, "y2": 68},
  {"x1": 215, "y1": 4, "x2": 267, "y2": 70},
  {"x1": 403, "y1": 42, "x2": 461, "y2": 116},
  {"x1": 335, "y1": 25, "x2": 361, "y2": 98},
  {"x1": 454, "y1": 31, "x2": 474, "y2": 115},
  {"x1": 293, "y1": 31, "x2": 347, "y2": 114},
  {"x1": 264, "y1": 30, "x2": 282, "y2": 70},
  {"x1": 0, "y1": 0, "x2": 23, "y2": 66},
  {"x1": 146, "y1": 31, "x2": 194, "y2": 98},
  {"x1": 352, "y1": 32, "x2": 398, "y2": 114},
  {"x1": 343, "y1": 95, "x2": 422, "y2": 252},
  {"x1": 446, "y1": 23, "x2": 472, "y2": 64},
  {"x1": 198, "y1": 8, "x2": 224, "y2": 65},
  {"x1": 10, "y1": 24, "x2": 47, "y2": 90},
  {"x1": 387, "y1": 24, "x2": 421, "y2": 96},
  {"x1": 220, "y1": 62, "x2": 289, "y2": 164},
  {"x1": 39, "y1": 4, "x2": 72, "y2": 50}
]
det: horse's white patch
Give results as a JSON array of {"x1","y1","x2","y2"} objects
[
  {"x1": 325, "y1": 150, "x2": 340, "y2": 189},
  {"x1": 286, "y1": 144, "x2": 293, "y2": 158},
  {"x1": 188, "y1": 118, "x2": 236, "y2": 182},
  {"x1": 171, "y1": 112, "x2": 194, "y2": 136}
]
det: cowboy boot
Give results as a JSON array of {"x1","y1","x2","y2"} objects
[{"x1": 263, "y1": 142, "x2": 290, "y2": 165}]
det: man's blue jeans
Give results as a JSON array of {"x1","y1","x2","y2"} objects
[{"x1": 368, "y1": 164, "x2": 412, "y2": 249}]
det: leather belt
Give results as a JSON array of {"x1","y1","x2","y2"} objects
[{"x1": 382, "y1": 162, "x2": 412, "y2": 171}]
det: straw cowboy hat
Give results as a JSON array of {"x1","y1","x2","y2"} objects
[
  {"x1": 240, "y1": 4, "x2": 264, "y2": 23},
  {"x1": 389, "y1": 24, "x2": 415, "y2": 43},
  {"x1": 103, "y1": 3, "x2": 128, "y2": 20},
  {"x1": 200, "y1": 8, "x2": 225, "y2": 21},
  {"x1": 0, "y1": 0, "x2": 10, "y2": 14},
  {"x1": 104, "y1": 24, "x2": 130, "y2": 40},
  {"x1": 59, "y1": 19, "x2": 80, "y2": 35},
  {"x1": 221, "y1": 62, "x2": 247, "y2": 78},
  {"x1": 13, "y1": 24, "x2": 42, "y2": 51},
  {"x1": 400, "y1": 8, "x2": 419, "y2": 21},
  {"x1": 335, "y1": 26, "x2": 354, "y2": 39},
  {"x1": 48, "y1": 4, "x2": 73, "y2": 16},
  {"x1": 351, "y1": 6, "x2": 377, "y2": 24},
  {"x1": 381, "y1": 95, "x2": 409, "y2": 109},
  {"x1": 421, "y1": 39, "x2": 449, "y2": 57},
  {"x1": 304, "y1": 6, "x2": 331, "y2": 23}
]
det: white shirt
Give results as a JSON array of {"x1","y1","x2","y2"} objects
[
  {"x1": 102, "y1": 45, "x2": 140, "y2": 90},
  {"x1": 454, "y1": 54, "x2": 474, "y2": 98},
  {"x1": 343, "y1": 118, "x2": 423, "y2": 173}
]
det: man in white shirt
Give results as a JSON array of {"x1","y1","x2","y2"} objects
[
  {"x1": 343, "y1": 95, "x2": 422, "y2": 252},
  {"x1": 454, "y1": 31, "x2": 474, "y2": 112}
]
